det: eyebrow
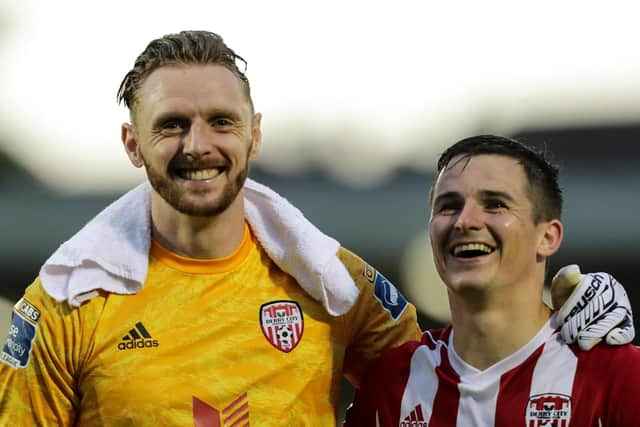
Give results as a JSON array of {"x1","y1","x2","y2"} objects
[
  {"x1": 151, "y1": 112, "x2": 189, "y2": 129},
  {"x1": 151, "y1": 108, "x2": 244, "y2": 129},
  {"x1": 432, "y1": 190, "x2": 516, "y2": 204},
  {"x1": 432, "y1": 191, "x2": 461, "y2": 203},
  {"x1": 479, "y1": 190, "x2": 516, "y2": 203}
]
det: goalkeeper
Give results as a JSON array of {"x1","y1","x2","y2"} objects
[{"x1": 344, "y1": 134, "x2": 637, "y2": 426}]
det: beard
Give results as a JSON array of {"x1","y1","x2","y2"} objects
[{"x1": 142, "y1": 153, "x2": 250, "y2": 217}]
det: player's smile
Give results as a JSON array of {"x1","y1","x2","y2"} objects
[
  {"x1": 429, "y1": 154, "x2": 548, "y2": 293},
  {"x1": 170, "y1": 158, "x2": 229, "y2": 182},
  {"x1": 449, "y1": 241, "x2": 497, "y2": 258},
  {"x1": 124, "y1": 64, "x2": 262, "y2": 218}
]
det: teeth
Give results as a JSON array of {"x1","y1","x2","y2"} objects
[
  {"x1": 179, "y1": 168, "x2": 219, "y2": 180},
  {"x1": 453, "y1": 243, "x2": 493, "y2": 256}
]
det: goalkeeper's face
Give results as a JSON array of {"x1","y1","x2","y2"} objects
[{"x1": 428, "y1": 154, "x2": 562, "y2": 294}]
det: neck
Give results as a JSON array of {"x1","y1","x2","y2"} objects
[
  {"x1": 448, "y1": 277, "x2": 551, "y2": 370},
  {"x1": 150, "y1": 190, "x2": 246, "y2": 259}
]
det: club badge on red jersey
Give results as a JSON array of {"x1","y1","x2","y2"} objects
[
  {"x1": 526, "y1": 393, "x2": 571, "y2": 427},
  {"x1": 260, "y1": 300, "x2": 304, "y2": 353}
]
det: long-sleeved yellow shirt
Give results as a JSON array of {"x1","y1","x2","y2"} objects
[{"x1": 1, "y1": 226, "x2": 420, "y2": 426}]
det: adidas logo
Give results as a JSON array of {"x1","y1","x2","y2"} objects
[
  {"x1": 400, "y1": 403, "x2": 428, "y2": 427},
  {"x1": 117, "y1": 322, "x2": 159, "y2": 351}
]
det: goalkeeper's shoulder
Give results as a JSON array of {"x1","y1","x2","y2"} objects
[
  {"x1": 336, "y1": 246, "x2": 398, "y2": 291},
  {"x1": 13, "y1": 277, "x2": 108, "y2": 325},
  {"x1": 336, "y1": 246, "x2": 412, "y2": 309},
  {"x1": 336, "y1": 247, "x2": 369, "y2": 288},
  {"x1": 335, "y1": 246, "x2": 419, "y2": 330}
]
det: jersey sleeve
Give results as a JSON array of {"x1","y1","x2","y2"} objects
[
  {"x1": 337, "y1": 247, "x2": 422, "y2": 387},
  {"x1": 0, "y1": 278, "x2": 88, "y2": 426}
]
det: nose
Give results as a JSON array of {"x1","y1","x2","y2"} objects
[
  {"x1": 183, "y1": 120, "x2": 212, "y2": 158},
  {"x1": 454, "y1": 201, "x2": 483, "y2": 231}
]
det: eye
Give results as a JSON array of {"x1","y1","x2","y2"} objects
[
  {"x1": 210, "y1": 117, "x2": 233, "y2": 129},
  {"x1": 434, "y1": 201, "x2": 462, "y2": 215},
  {"x1": 485, "y1": 199, "x2": 507, "y2": 210},
  {"x1": 159, "y1": 118, "x2": 188, "y2": 134}
]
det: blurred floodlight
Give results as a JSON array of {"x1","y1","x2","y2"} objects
[{"x1": 401, "y1": 230, "x2": 450, "y2": 323}]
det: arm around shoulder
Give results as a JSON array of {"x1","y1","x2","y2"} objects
[{"x1": 337, "y1": 248, "x2": 422, "y2": 386}]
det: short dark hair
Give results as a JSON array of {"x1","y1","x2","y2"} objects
[
  {"x1": 431, "y1": 134, "x2": 563, "y2": 223},
  {"x1": 117, "y1": 30, "x2": 252, "y2": 115}
]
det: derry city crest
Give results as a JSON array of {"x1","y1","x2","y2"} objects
[{"x1": 260, "y1": 301, "x2": 304, "y2": 353}]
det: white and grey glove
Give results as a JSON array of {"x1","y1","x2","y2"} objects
[{"x1": 551, "y1": 264, "x2": 635, "y2": 351}]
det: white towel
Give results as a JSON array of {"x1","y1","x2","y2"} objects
[{"x1": 40, "y1": 179, "x2": 359, "y2": 316}]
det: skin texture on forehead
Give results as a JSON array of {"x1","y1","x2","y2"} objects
[
  {"x1": 433, "y1": 154, "x2": 530, "y2": 203},
  {"x1": 135, "y1": 64, "x2": 254, "y2": 126}
]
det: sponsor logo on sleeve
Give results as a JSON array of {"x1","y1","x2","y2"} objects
[
  {"x1": 1, "y1": 307, "x2": 38, "y2": 369},
  {"x1": 364, "y1": 263, "x2": 376, "y2": 284},
  {"x1": 369, "y1": 268, "x2": 408, "y2": 320},
  {"x1": 17, "y1": 299, "x2": 40, "y2": 323}
]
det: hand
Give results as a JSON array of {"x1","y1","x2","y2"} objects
[{"x1": 551, "y1": 264, "x2": 635, "y2": 351}]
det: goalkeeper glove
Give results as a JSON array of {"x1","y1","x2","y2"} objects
[{"x1": 551, "y1": 264, "x2": 634, "y2": 351}]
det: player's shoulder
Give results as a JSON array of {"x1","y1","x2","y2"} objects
[
  {"x1": 366, "y1": 338, "x2": 425, "y2": 377},
  {"x1": 421, "y1": 326, "x2": 451, "y2": 348},
  {"x1": 336, "y1": 247, "x2": 368, "y2": 281},
  {"x1": 20, "y1": 278, "x2": 69, "y2": 316},
  {"x1": 336, "y1": 247, "x2": 383, "y2": 295},
  {"x1": 371, "y1": 327, "x2": 449, "y2": 366},
  {"x1": 19, "y1": 277, "x2": 107, "y2": 321},
  {"x1": 575, "y1": 342, "x2": 640, "y2": 374},
  {"x1": 336, "y1": 246, "x2": 396, "y2": 293},
  {"x1": 578, "y1": 343, "x2": 640, "y2": 406},
  {"x1": 337, "y1": 246, "x2": 414, "y2": 320},
  {"x1": 599, "y1": 342, "x2": 640, "y2": 362}
]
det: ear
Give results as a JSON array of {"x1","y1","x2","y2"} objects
[
  {"x1": 121, "y1": 123, "x2": 144, "y2": 168},
  {"x1": 249, "y1": 112, "x2": 262, "y2": 160},
  {"x1": 537, "y1": 219, "x2": 563, "y2": 257}
]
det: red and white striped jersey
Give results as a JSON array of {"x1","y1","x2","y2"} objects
[{"x1": 344, "y1": 315, "x2": 640, "y2": 427}]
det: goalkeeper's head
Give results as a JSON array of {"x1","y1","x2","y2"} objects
[
  {"x1": 430, "y1": 135, "x2": 563, "y2": 224},
  {"x1": 116, "y1": 30, "x2": 253, "y2": 124}
]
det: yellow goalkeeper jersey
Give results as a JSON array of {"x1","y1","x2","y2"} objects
[{"x1": 0, "y1": 224, "x2": 420, "y2": 426}]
